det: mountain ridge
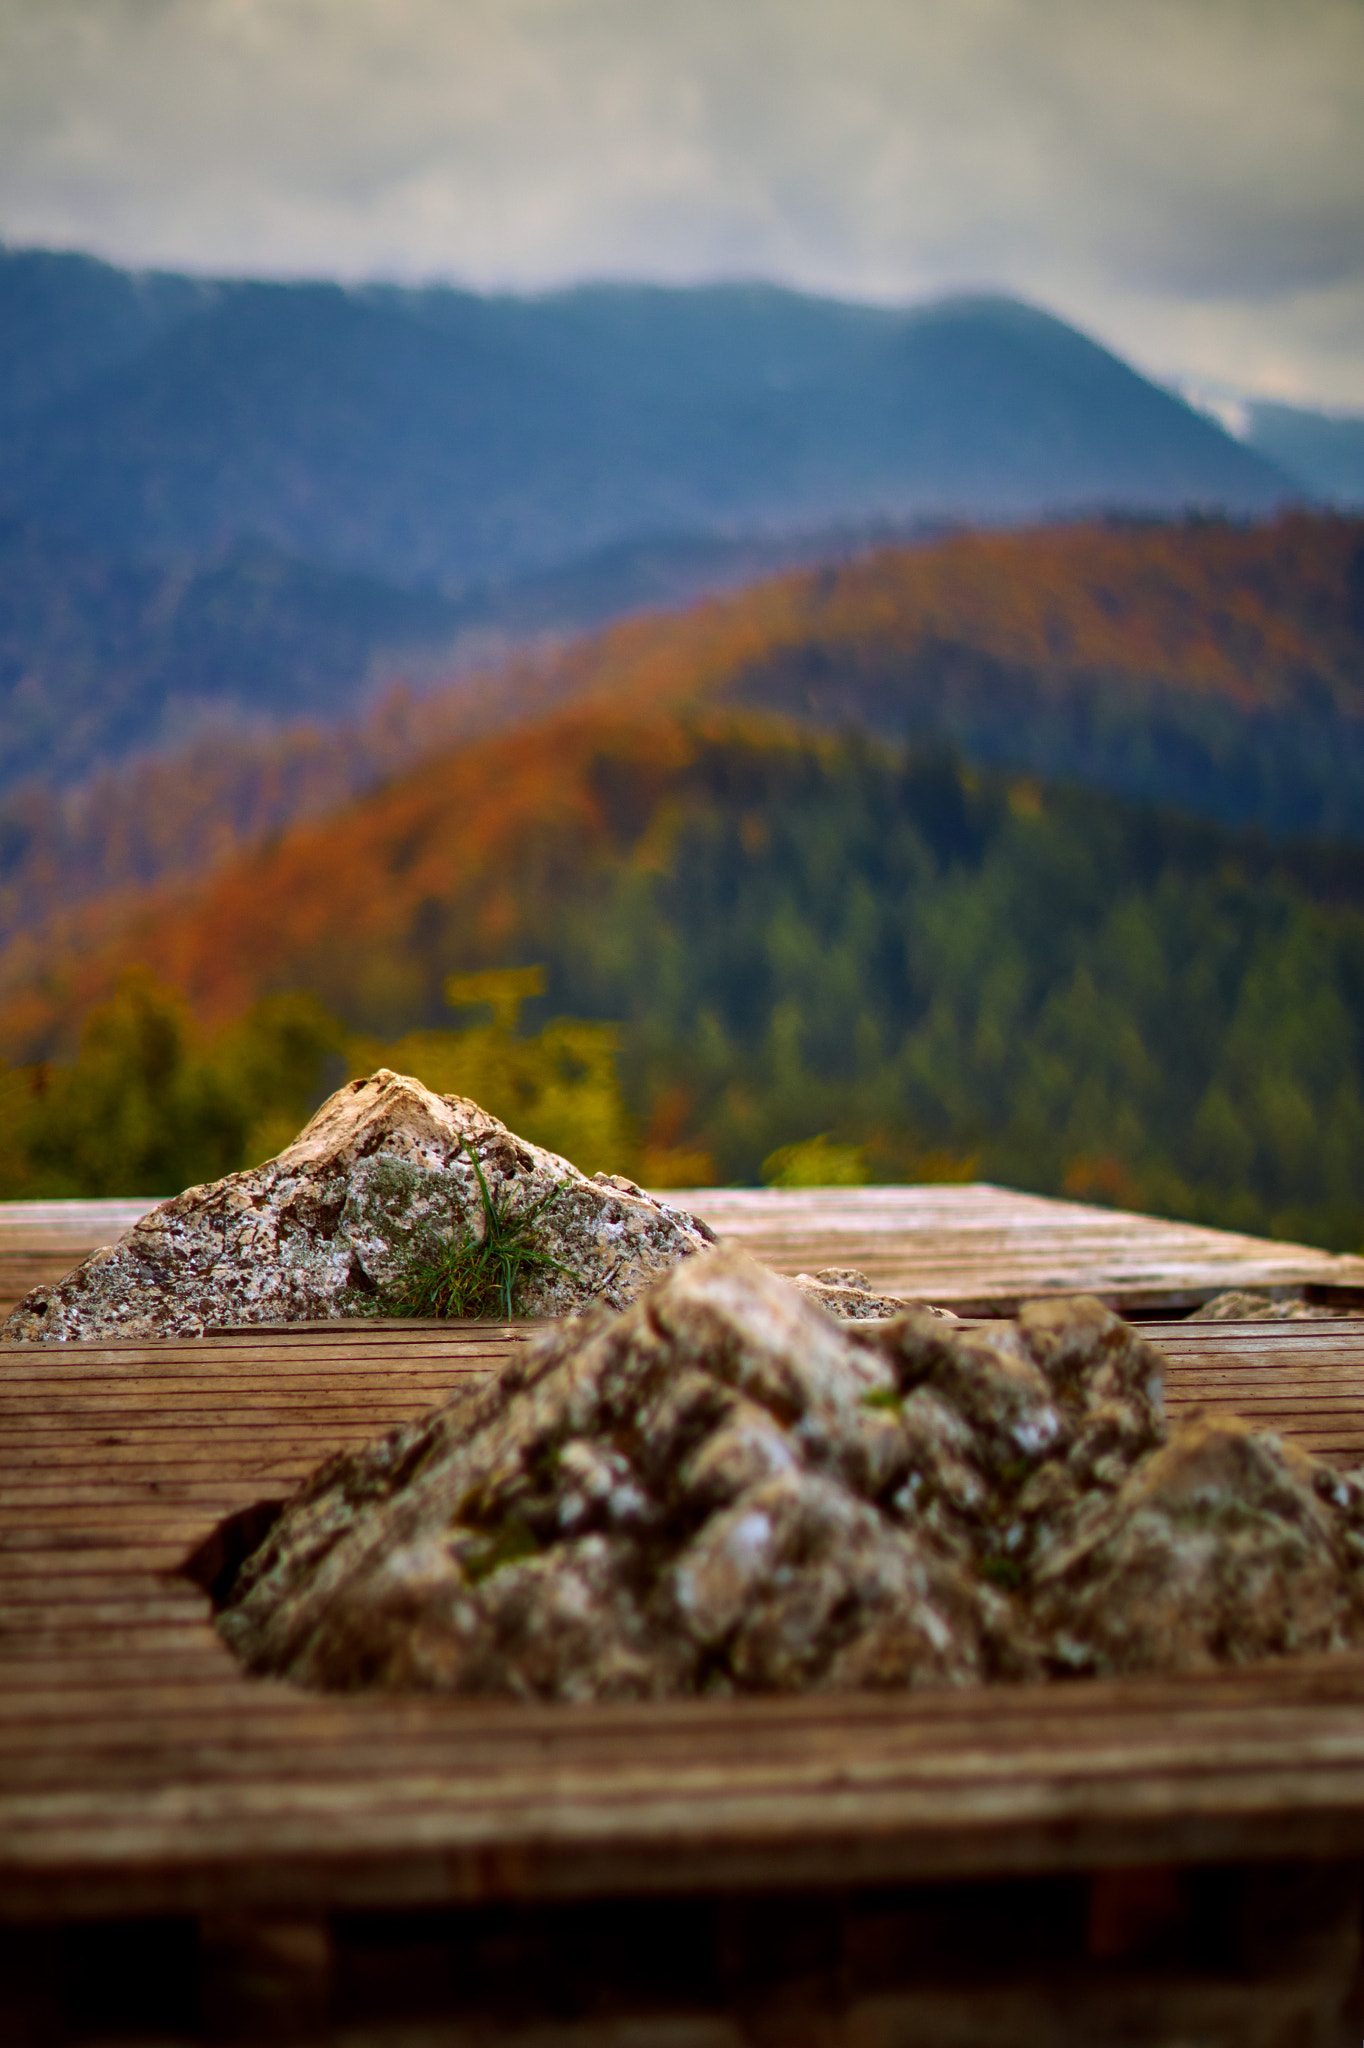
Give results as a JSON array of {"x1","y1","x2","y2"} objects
[
  {"x1": 0, "y1": 249, "x2": 1294, "y2": 595},
  {"x1": 0, "y1": 516, "x2": 468, "y2": 792},
  {"x1": 4, "y1": 510, "x2": 1362, "y2": 966}
]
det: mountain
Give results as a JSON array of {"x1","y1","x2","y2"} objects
[
  {"x1": 716, "y1": 511, "x2": 1364, "y2": 841},
  {"x1": 0, "y1": 250, "x2": 1305, "y2": 800},
  {"x1": 0, "y1": 251, "x2": 1293, "y2": 595},
  {"x1": 5, "y1": 510, "x2": 1364, "y2": 979},
  {"x1": 0, "y1": 247, "x2": 215, "y2": 428},
  {"x1": 0, "y1": 518, "x2": 467, "y2": 792},
  {"x1": 1245, "y1": 401, "x2": 1364, "y2": 509},
  {"x1": 0, "y1": 506, "x2": 909, "y2": 797}
]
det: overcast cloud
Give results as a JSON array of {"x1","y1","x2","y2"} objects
[{"x1": 1, "y1": 0, "x2": 1362, "y2": 405}]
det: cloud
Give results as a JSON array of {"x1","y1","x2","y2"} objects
[{"x1": 1, "y1": 0, "x2": 1362, "y2": 402}]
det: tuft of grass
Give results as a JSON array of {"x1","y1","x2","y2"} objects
[{"x1": 386, "y1": 1140, "x2": 572, "y2": 1320}]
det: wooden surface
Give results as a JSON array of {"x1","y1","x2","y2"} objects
[
  {"x1": 7, "y1": 1185, "x2": 1364, "y2": 1324},
  {"x1": 664, "y1": 1184, "x2": 1364, "y2": 1315},
  {"x1": 9, "y1": 1317, "x2": 1364, "y2": 1925}
]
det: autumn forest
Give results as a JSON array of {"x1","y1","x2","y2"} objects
[{"x1": 4, "y1": 510, "x2": 1364, "y2": 1253}]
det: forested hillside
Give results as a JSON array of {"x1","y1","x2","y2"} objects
[
  {"x1": 722, "y1": 512, "x2": 1364, "y2": 837},
  {"x1": 6, "y1": 509, "x2": 1363, "y2": 1253},
  {"x1": 0, "y1": 248, "x2": 214, "y2": 429},
  {"x1": 0, "y1": 685, "x2": 494, "y2": 948},
  {"x1": 4, "y1": 511, "x2": 1359, "y2": 948},
  {"x1": 0, "y1": 248, "x2": 1324, "y2": 834},
  {"x1": 0, "y1": 248, "x2": 1319, "y2": 814},
  {"x1": 0, "y1": 521, "x2": 468, "y2": 792},
  {"x1": 6, "y1": 706, "x2": 1364, "y2": 1253}
]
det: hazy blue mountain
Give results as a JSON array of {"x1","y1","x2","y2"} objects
[
  {"x1": 0, "y1": 504, "x2": 888, "y2": 793},
  {"x1": 0, "y1": 247, "x2": 216, "y2": 428},
  {"x1": 0, "y1": 518, "x2": 465, "y2": 791},
  {"x1": 0, "y1": 254, "x2": 1293, "y2": 592},
  {"x1": 1246, "y1": 401, "x2": 1364, "y2": 509},
  {"x1": 0, "y1": 248, "x2": 1305, "y2": 799}
]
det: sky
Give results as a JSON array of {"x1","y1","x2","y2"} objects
[{"x1": 1, "y1": 0, "x2": 1362, "y2": 408}]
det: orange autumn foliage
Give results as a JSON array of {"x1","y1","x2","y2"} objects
[
  {"x1": 5, "y1": 509, "x2": 1362, "y2": 976},
  {"x1": 3, "y1": 508, "x2": 1363, "y2": 1067},
  {"x1": 0, "y1": 707, "x2": 754, "y2": 1059},
  {"x1": 556, "y1": 509, "x2": 1364, "y2": 720}
]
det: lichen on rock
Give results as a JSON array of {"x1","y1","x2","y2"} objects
[
  {"x1": 216, "y1": 1248, "x2": 1364, "y2": 1703},
  {"x1": 1, "y1": 1070, "x2": 715, "y2": 1342}
]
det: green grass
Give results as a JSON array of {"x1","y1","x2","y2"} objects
[{"x1": 385, "y1": 1140, "x2": 572, "y2": 1320}]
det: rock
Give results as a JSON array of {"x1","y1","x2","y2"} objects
[
  {"x1": 218, "y1": 1260, "x2": 1364, "y2": 1701},
  {"x1": 218, "y1": 1249, "x2": 997, "y2": 1699},
  {"x1": 791, "y1": 1268, "x2": 957, "y2": 1321},
  {"x1": 1188, "y1": 1290, "x2": 1343, "y2": 1320},
  {"x1": 1031, "y1": 1417, "x2": 1364, "y2": 1674},
  {"x1": 1, "y1": 1070, "x2": 715, "y2": 1343},
  {"x1": 871, "y1": 1295, "x2": 1165, "y2": 1584}
]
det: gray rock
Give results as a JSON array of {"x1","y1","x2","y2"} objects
[
  {"x1": 1, "y1": 1070, "x2": 715, "y2": 1342},
  {"x1": 1031, "y1": 1416, "x2": 1364, "y2": 1674}
]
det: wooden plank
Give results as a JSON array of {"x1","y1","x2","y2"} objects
[
  {"x1": 9, "y1": 1656, "x2": 1364, "y2": 1760},
  {"x1": 0, "y1": 1198, "x2": 154, "y2": 1244},
  {"x1": 0, "y1": 1361, "x2": 501, "y2": 1385},
  {"x1": 2, "y1": 1327, "x2": 540, "y2": 1361},
  {"x1": 0, "y1": 1389, "x2": 477, "y2": 1415},
  {"x1": 0, "y1": 1613, "x2": 212, "y2": 1643},
  {"x1": 11, "y1": 1713, "x2": 1364, "y2": 1919}
]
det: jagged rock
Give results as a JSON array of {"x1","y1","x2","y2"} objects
[
  {"x1": 218, "y1": 1249, "x2": 999, "y2": 1699},
  {"x1": 219, "y1": 1252, "x2": 1364, "y2": 1703},
  {"x1": 1, "y1": 1070, "x2": 715, "y2": 1343},
  {"x1": 869, "y1": 1294, "x2": 1166, "y2": 1585}
]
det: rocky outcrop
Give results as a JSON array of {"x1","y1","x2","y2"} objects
[
  {"x1": 218, "y1": 1250, "x2": 1364, "y2": 1702},
  {"x1": 1, "y1": 1071, "x2": 716, "y2": 1342}
]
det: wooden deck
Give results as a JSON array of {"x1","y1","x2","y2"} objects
[
  {"x1": 10, "y1": 1194, "x2": 1364, "y2": 2037},
  {"x1": 663, "y1": 1184, "x2": 1364, "y2": 1316},
  {"x1": 7, "y1": 1185, "x2": 1364, "y2": 1324},
  {"x1": 8, "y1": 1315, "x2": 1364, "y2": 1937}
]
